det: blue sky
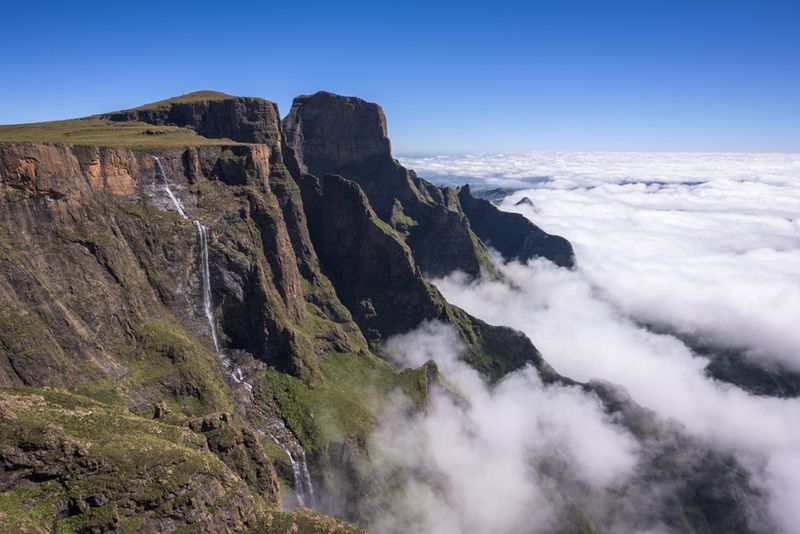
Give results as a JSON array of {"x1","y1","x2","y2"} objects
[{"x1": 1, "y1": 0, "x2": 798, "y2": 152}]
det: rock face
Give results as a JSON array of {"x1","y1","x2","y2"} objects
[
  {"x1": 101, "y1": 92, "x2": 282, "y2": 145},
  {"x1": 284, "y1": 92, "x2": 490, "y2": 278},
  {"x1": 283, "y1": 91, "x2": 575, "y2": 275},
  {"x1": 297, "y1": 171, "x2": 549, "y2": 380},
  {"x1": 459, "y1": 185, "x2": 575, "y2": 267},
  {"x1": 0, "y1": 389, "x2": 269, "y2": 532}
]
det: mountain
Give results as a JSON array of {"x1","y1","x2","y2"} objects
[{"x1": 0, "y1": 91, "x2": 767, "y2": 533}]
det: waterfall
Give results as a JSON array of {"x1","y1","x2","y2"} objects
[
  {"x1": 265, "y1": 417, "x2": 316, "y2": 508},
  {"x1": 154, "y1": 157, "x2": 187, "y2": 218},
  {"x1": 193, "y1": 221, "x2": 219, "y2": 352},
  {"x1": 153, "y1": 156, "x2": 223, "y2": 355},
  {"x1": 153, "y1": 156, "x2": 314, "y2": 507}
]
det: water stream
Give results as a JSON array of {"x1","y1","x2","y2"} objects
[
  {"x1": 153, "y1": 156, "x2": 315, "y2": 506},
  {"x1": 265, "y1": 418, "x2": 316, "y2": 508},
  {"x1": 154, "y1": 157, "x2": 227, "y2": 358}
]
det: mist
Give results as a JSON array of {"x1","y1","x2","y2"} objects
[
  {"x1": 364, "y1": 321, "x2": 643, "y2": 534},
  {"x1": 402, "y1": 151, "x2": 800, "y2": 372},
  {"x1": 387, "y1": 150, "x2": 800, "y2": 533}
]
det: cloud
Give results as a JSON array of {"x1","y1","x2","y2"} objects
[
  {"x1": 401, "y1": 151, "x2": 800, "y2": 371},
  {"x1": 379, "y1": 151, "x2": 800, "y2": 532},
  {"x1": 363, "y1": 320, "x2": 642, "y2": 534},
  {"x1": 432, "y1": 256, "x2": 800, "y2": 533},
  {"x1": 400, "y1": 151, "x2": 800, "y2": 191}
]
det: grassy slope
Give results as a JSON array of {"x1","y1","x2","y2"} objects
[
  {"x1": 0, "y1": 388, "x2": 365, "y2": 534},
  {"x1": 0, "y1": 91, "x2": 243, "y2": 152},
  {"x1": 130, "y1": 90, "x2": 235, "y2": 110},
  {"x1": 0, "y1": 118, "x2": 241, "y2": 153},
  {"x1": 0, "y1": 388, "x2": 258, "y2": 533},
  {"x1": 259, "y1": 351, "x2": 431, "y2": 455}
]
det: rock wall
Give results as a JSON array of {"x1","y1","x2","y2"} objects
[
  {"x1": 458, "y1": 184, "x2": 575, "y2": 267},
  {"x1": 283, "y1": 91, "x2": 575, "y2": 275},
  {"x1": 101, "y1": 96, "x2": 282, "y2": 145}
]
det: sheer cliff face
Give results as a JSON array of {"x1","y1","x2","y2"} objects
[
  {"x1": 284, "y1": 92, "x2": 490, "y2": 278},
  {"x1": 0, "y1": 140, "x2": 339, "y2": 390},
  {"x1": 283, "y1": 91, "x2": 575, "y2": 275},
  {"x1": 458, "y1": 185, "x2": 575, "y2": 267},
  {"x1": 282, "y1": 92, "x2": 391, "y2": 176},
  {"x1": 101, "y1": 95, "x2": 283, "y2": 145}
]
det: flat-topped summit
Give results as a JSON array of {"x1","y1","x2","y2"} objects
[
  {"x1": 284, "y1": 91, "x2": 392, "y2": 173},
  {"x1": 100, "y1": 91, "x2": 281, "y2": 145},
  {"x1": 129, "y1": 90, "x2": 237, "y2": 110}
]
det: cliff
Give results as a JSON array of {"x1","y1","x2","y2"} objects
[
  {"x1": 0, "y1": 90, "x2": 760, "y2": 533},
  {"x1": 100, "y1": 91, "x2": 282, "y2": 145},
  {"x1": 283, "y1": 91, "x2": 574, "y2": 274},
  {"x1": 0, "y1": 91, "x2": 556, "y2": 531},
  {"x1": 458, "y1": 184, "x2": 574, "y2": 267}
]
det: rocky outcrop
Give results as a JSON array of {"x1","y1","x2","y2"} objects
[
  {"x1": 284, "y1": 92, "x2": 491, "y2": 278},
  {"x1": 283, "y1": 91, "x2": 575, "y2": 275},
  {"x1": 101, "y1": 91, "x2": 282, "y2": 145},
  {"x1": 0, "y1": 389, "x2": 269, "y2": 533},
  {"x1": 297, "y1": 171, "x2": 551, "y2": 380},
  {"x1": 459, "y1": 184, "x2": 575, "y2": 267}
]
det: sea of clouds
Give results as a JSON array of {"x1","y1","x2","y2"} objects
[{"x1": 377, "y1": 151, "x2": 800, "y2": 533}]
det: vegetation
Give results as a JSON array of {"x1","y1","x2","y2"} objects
[
  {"x1": 247, "y1": 508, "x2": 364, "y2": 534},
  {"x1": 0, "y1": 388, "x2": 265, "y2": 533},
  {"x1": 129, "y1": 90, "x2": 236, "y2": 110},
  {"x1": 0, "y1": 117, "x2": 240, "y2": 152},
  {"x1": 258, "y1": 351, "x2": 432, "y2": 454}
]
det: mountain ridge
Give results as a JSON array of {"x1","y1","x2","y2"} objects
[{"x1": 0, "y1": 90, "x2": 768, "y2": 533}]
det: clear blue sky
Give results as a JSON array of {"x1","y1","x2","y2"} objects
[{"x1": 2, "y1": 0, "x2": 798, "y2": 152}]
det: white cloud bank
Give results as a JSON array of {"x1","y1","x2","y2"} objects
[
  {"x1": 367, "y1": 321, "x2": 642, "y2": 534},
  {"x1": 389, "y1": 150, "x2": 800, "y2": 532},
  {"x1": 402, "y1": 151, "x2": 800, "y2": 371}
]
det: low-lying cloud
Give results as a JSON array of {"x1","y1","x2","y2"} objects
[
  {"x1": 389, "y1": 149, "x2": 800, "y2": 532},
  {"x1": 402, "y1": 151, "x2": 800, "y2": 372},
  {"x1": 366, "y1": 321, "x2": 642, "y2": 534}
]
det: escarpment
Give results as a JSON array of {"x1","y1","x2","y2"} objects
[
  {"x1": 0, "y1": 90, "x2": 756, "y2": 534},
  {"x1": 297, "y1": 171, "x2": 551, "y2": 380},
  {"x1": 100, "y1": 90, "x2": 282, "y2": 145},
  {"x1": 458, "y1": 184, "x2": 575, "y2": 267},
  {"x1": 283, "y1": 90, "x2": 574, "y2": 275}
]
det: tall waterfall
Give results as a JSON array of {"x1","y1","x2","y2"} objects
[
  {"x1": 154, "y1": 157, "x2": 187, "y2": 218},
  {"x1": 153, "y1": 156, "x2": 220, "y2": 353},
  {"x1": 193, "y1": 221, "x2": 219, "y2": 352},
  {"x1": 154, "y1": 156, "x2": 315, "y2": 507},
  {"x1": 266, "y1": 418, "x2": 316, "y2": 508}
]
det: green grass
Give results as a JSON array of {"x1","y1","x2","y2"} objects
[
  {"x1": 0, "y1": 89, "x2": 249, "y2": 152},
  {"x1": 118, "y1": 318, "x2": 235, "y2": 416},
  {"x1": 130, "y1": 90, "x2": 236, "y2": 110},
  {"x1": 390, "y1": 199, "x2": 419, "y2": 230},
  {"x1": 258, "y1": 351, "x2": 431, "y2": 454},
  {"x1": 247, "y1": 508, "x2": 364, "y2": 534},
  {"x1": 0, "y1": 387, "x2": 263, "y2": 532},
  {"x1": 0, "y1": 117, "x2": 241, "y2": 153},
  {"x1": 0, "y1": 480, "x2": 67, "y2": 533}
]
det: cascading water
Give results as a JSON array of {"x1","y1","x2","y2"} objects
[
  {"x1": 193, "y1": 220, "x2": 219, "y2": 352},
  {"x1": 265, "y1": 418, "x2": 316, "y2": 508},
  {"x1": 154, "y1": 157, "x2": 223, "y2": 352},
  {"x1": 154, "y1": 157, "x2": 187, "y2": 218},
  {"x1": 154, "y1": 156, "x2": 314, "y2": 506}
]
